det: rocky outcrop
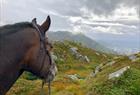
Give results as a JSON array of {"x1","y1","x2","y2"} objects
[
  {"x1": 108, "y1": 66, "x2": 130, "y2": 79},
  {"x1": 66, "y1": 74, "x2": 84, "y2": 81},
  {"x1": 128, "y1": 54, "x2": 139, "y2": 62},
  {"x1": 70, "y1": 47, "x2": 90, "y2": 63}
]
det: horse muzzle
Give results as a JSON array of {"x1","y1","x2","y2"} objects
[{"x1": 44, "y1": 64, "x2": 58, "y2": 83}]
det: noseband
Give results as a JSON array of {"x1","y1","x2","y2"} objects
[{"x1": 32, "y1": 18, "x2": 52, "y2": 95}]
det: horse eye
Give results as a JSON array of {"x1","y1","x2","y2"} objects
[
  {"x1": 50, "y1": 45, "x2": 53, "y2": 49},
  {"x1": 45, "y1": 42, "x2": 48, "y2": 44}
]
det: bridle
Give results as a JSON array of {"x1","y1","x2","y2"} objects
[{"x1": 32, "y1": 18, "x2": 52, "y2": 95}]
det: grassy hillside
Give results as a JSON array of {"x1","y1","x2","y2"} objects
[
  {"x1": 83, "y1": 53, "x2": 140, "y2": 95},
  {"x1": 7, "y1": 41, "x2": 140, "y2": 95}
]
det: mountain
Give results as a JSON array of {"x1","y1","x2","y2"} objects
[
  {"x1": 48, "y1": 31, "x2": 115, "y2": 54},
  {"x1": 96, "y1": 39, "x2": 140, "y2": 55}
]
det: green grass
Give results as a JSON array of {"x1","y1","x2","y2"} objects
[
  {"x1": 7, "y1": 41, "x2": 140, "y2": 95},
  {"x1": 82, "y1": 53, "x2": 140, "y2": 95},
  {"x1": 91, "y1": 68, "x2": 140, "y2": 95}
]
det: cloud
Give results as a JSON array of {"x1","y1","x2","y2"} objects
[
  {"x1": 72, "y1": 23, "x2": 139, "y2": 36},
  {"x1": 83, "y1": 0, "x2": 140, "y2": 16},
  {"x1": 1, "y1": 0, "x2": 140, "y2": 35},
  {"x1": 0, "y1": 21, "x2": 5, "y2": 26},
  {"x1": 68, "y1": 9, "x2": 139, "y2": 36},
  {"x1": 38, "y1": 8, "x2": 68, "y2": 18},
  {"x1": 0, "y1": 0, "x2": 139, "y2": 53}
]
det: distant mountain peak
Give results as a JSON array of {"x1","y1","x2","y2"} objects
[{"x1": 48, "y1": 31, "x2": 115, "y2": 54}]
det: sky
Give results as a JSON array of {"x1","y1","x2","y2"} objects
[{"x1": 0, "y1": 0, "x2": 140, "y2": 54}]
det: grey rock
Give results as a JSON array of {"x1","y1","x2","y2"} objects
[
  {"x1": 103, "y1": 54, "x2": 107, "y2": 58},
  {"x1": 128, "y1": 55, "x2": 138, "y2": 62},
  {"x1": 113, "y1": 56, "x2": 121, "y2": 60},
  {"x1": 95, "y1": 52, "x2": 100, "y2": 56},
  {"x1": 107, "y1": 61, "x2": 116, "y2": 66},
  {"x1": 70, "y1": 47, "x2": 90, "y2": 63},
  {"x1": 84, "y1": 56, "x2": 90, "y2": 63},
  {"x1": 70, "y1": 47, "x2": 78, "y2": 55},
  {"x1": 67, "y1": 74, "x2": 79, "y2": 80},
  {"x1": 108, "y1": 66, "x2": 130, "y2": 79},
  {"x1": 90, "y1": 65, "x2": 102, "y2": 77},
  {"x1": 51, "y1": 52, "x2": 58, "y2": 61}
]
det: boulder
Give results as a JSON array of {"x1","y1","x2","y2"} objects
[
  {"x1": 76, "y1": 54, "x2": 83, "y2": 59},
  {"x1": 51, "y1": 53, "x2": 58, "y2": 61},
  {"x1": 67, "y1": 74, "x2": 79, "y2": 80},
  {"x1": 108, "y1": 66, "x2": 130, "y2": 79},
  {"x1": 103, "y1": 54, "x2": 107, "y2": 58},
  {"x1": 128, "y1": 55, "x2": 138, "y2": 62},
  {"x1": 70, "y1": 47, "x2": 90, "y2": 63},
  {"x1": 107, "y1": 61, "x2": 116, "y2": 66},
  {"x1": 67, "y1": 74, "x2": 84, "y2": 80},
  {"x1": 91, "y1": 65, "x2": 102, "y2": 77},
  {"x1": 84, "y1": 56, "x2": 90, "y2": 63},
  {"x1": 95, "y1": 52, "x2": 100, "y2": 56},
  {"x1": 70, "y1": 47, "x2": 78, "y2": 55},
  {"x1": 113, "y1": 56, "x2": 121, "y2": 60}
]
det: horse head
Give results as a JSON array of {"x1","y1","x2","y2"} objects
[{"x1": 23, "y1": 16, "x2": 57, "y2": 82}]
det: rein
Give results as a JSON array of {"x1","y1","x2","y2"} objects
[
  {"x1": 41, "y1": 78, "x2": 51, "y2": 95},
  {"x1": 32, "y1": 18, "x2": 52, "y2": 95}
]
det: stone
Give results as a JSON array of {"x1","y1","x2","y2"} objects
[
  {"x1": 88, "y1": 71, "x2": 96, "y2": 78},
  {"x1": 76, "y1": 54, "x2": 83, "y2": 59},
  {"x1": 70, "y1": 47, "x2": 90, "y2": 63},
  {"x1": 107, "y1": 61, "x2": 116, "y2": 66},
  {"x1": 103, "y1": 54, "x2": 107, "y2": 58},
  {"x1": 59, "y1": 58, "x2": 64, "y2": 62},
  {"x1": 95, "y1": 52, "x2": 100, "y2": 56},
  {"x1": 113, "y1": 56, "x2": 120, "y2": 60},
  {"x1": 91, "y1": 65, "x2": 102, "y2": 77},
  {"x1": 95, "y1": 65, "x2": 101, "y2": 72},
  {"x1": 108, "y1": 66, "x2": 130, "y2": 79},
  {"x1": 84, "y1": 56, "x2": 90, "y2": 63},
  {"x1": 93, "y1": 70, "x2": 99, "y2": 77},
  {"x1": 70, "y1": 47, "x2": 78, "y2": 55},
  {"x1": 51, "y1": 53, "x2": 58, "y2": 61},
  {"x1": 88, "y1": 63, "x2": 106, "y2": 78},
  {"x1": 67, "y1": 74, "x2": 79, "y2": 80},
  {"x1": 128, "y1": 55, "x2": 138, "y2": 62}
]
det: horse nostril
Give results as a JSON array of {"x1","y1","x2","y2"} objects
[{"x1": 51, "y1": 46, "x2": 53, "y2": 49}]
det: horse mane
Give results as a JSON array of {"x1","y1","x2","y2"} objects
[{"x1": 0, "y1": 22, "x2": 33, "y2": 37}]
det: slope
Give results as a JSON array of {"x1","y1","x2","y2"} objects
[
  {"x1": 7, "y1": 41, "x2": 140, "y2": 95},
  {"x1": 48, "y1": 31, "x2": 115, "y2": 54}
]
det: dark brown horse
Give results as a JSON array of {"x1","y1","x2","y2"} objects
[{"x1": 0, "y1": 16, "x2": 57, "y2": 95}]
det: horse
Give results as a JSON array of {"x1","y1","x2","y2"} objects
[{"x1": 0, "y1": 16, "x2": 57, "y2": 95}]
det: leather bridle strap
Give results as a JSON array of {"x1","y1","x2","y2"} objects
[
  {"x1": 32, "y1": 18, "x2": 45, "y2": 41},
  {"x1": 32, "y1": 18, "x2": 52, "y2": 65},
  {"x1": 41, "y1": 78, "x2": 51, "y2": 95},
  {"x1": 32, "y1": 19, "x2": 52, "y2": 73},
  {"x1": 32, "y1": 18, "x2": 52, "y2": 95}
]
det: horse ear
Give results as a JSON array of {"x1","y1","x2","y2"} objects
[
  {"x1": 40, "y1": 16, "x2": 51, "y2": 33},
  {"x1": 32, "y1": 18, "x2": 37, "y2": 26}
]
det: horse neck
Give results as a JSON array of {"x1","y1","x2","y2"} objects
[{"x1": 0, "y1": 29, "x2": 33, "y2": 95}]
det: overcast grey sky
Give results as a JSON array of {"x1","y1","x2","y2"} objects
[{"x1": 0, "y1": 0, "x2": 140, "y2": 53}]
